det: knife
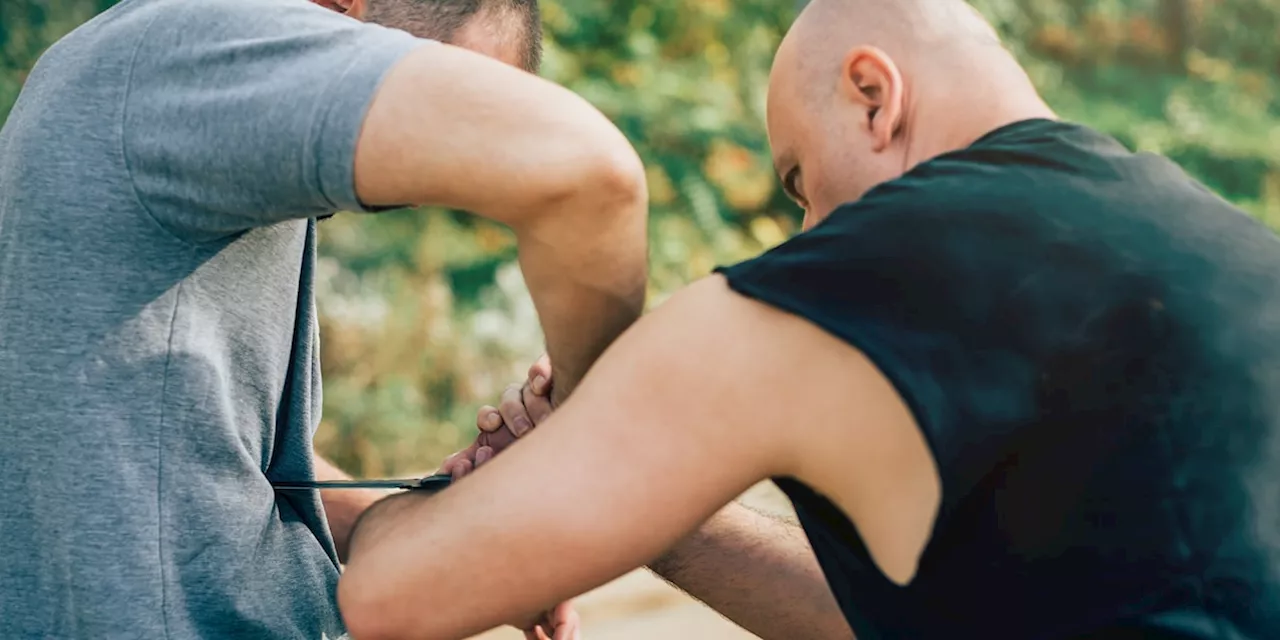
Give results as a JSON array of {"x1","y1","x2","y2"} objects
[{"x1": 271, "y1": 474, "x2": 453, "y2": 492}]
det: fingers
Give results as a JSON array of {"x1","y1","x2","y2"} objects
[
  {"x1": 478, "y1": 424, "x2": 519, "y2": 453},
  {"x1": 476, "y1": 405, "x2": 503, "y2": 433},
  {"x1": 518, "y1": 354, "x2": 556, "y2": 429},
  {"x1": 520, "y1": 600, "x2": 577, "y2": 640},
  {"x1": 522, "y1": 382, "x2": 554, "y2": 426},
  {"x1": 439, "y1": 453, "x2": 462, "y2": 476},
  {"x1": 527, "y1": 354, "x2": 553, "y2": 397},
  {"x1": 498, "y1": 383, "x2": 534, "y2": 438},
  {"x1": 439, "y1": 442, "x2": 478, "y2": 480},
  {"x1": 522, "y1": 615, "x2": 549, "y2": 640},
  {"x1": 554, "y1": 621, "x2": 579, "y2": 640},
  {"x1": 450, "y1": 457, "x2": 474, "y2": 479},
  {"x1": 474, "y1": 445, "x2": 494, "y2": 468},
  {"x1": 549, "y1": 601, "x2": 576, "y2": 626},
  {"x1": 471, "y1": 355, "x2": 555, "y2": 464},
  {"x1": 550, "y1": 602, "x2": 580, "y2": 640}
]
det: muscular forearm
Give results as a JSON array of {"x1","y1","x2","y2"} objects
[
  {"x1": 314, "y1": 455, "x2": 391, "y2": 564},
  {"x1": 649, "y1": 502, "x2": 855, "y2": 640},
  {"x1": 514, "y1": 180, "x2": 648, "y2": 404},
  {"x1": 354, "y1": 45, "x2": 651, "y2": 404}
]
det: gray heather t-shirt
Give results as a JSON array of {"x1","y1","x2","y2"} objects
[{"x1": 0, "y1": 0, "x2": 423, "y2": 637}]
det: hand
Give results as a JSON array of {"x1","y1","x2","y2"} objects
[
  {"x1": 439, "y1": 355, "x2": 554, "y2": 479},
  {"x1": 514, "y1": 600, "x2": 579, "y2": 640},
  {"x1": 439, "y1": 356, "x2": 577, "y2": 639}
]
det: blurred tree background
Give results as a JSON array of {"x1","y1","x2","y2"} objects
[{"x1": 3, "y1": 0, "x2": 1278, "y2": 475}]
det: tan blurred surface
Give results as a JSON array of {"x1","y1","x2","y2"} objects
[
  {"x1": 471, "y1": 570, "x2": 759, "y2": 640},
  {"x1": 470, "y1": 483, "x2": 793, "y2": 640}
]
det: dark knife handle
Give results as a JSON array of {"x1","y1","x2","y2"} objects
[{"x1": 410, "y1": 474, "x2": 453, "y2": 492}]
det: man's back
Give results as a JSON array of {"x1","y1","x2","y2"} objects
[
  {"x1": 0, "y1": 0, "x2": 420, "y2": 636},
  {"x1": 721, "y1": 119, "x2": 1280, "y2": 638}
]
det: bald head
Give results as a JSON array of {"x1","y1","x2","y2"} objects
[
  {"x1": 767, "y1": 0, "x2": 1053, "y2": 228},
  {"x1": 781, "y1": 0, "x2": 1009, "y2": 124},
  {"x1": 795, "y1": 0, "x2": 999, "y2": 50}
]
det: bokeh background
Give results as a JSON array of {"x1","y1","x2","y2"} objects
[
  {"x1": 3, "y1": 0, "x2": 1279, "y2": 636},
  {"x1": 4, "y1": 0, "x2": 1278, "y2": 474}
]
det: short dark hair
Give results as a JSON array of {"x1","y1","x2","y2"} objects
[{"x1": 365, "y1": 0, "x2": 543, "y2": 73}]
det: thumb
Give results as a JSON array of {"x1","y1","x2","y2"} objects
[{"x1": 528, "y1": 354, "x2": 553, "y2": 397}]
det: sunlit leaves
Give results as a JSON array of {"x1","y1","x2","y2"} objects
[{"x1": 4, "y1": 0, "x2": 1279, "y2": 472}]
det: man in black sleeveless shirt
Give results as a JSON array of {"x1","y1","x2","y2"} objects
[{"x1": 337, "y1": 1, "x2": 1280, "y2": 639}]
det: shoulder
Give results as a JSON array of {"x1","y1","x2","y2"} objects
[
  {"x1": 115, "y1": 0, "x2": 426, "y2": 239},
  {"x1": 818, "y1": 119, "x2": 1122, "y2": 237},
  {"x1": 723, "y1": 161, "x2": 1041, "y2": 301},
  {"x1": 124, "y1": 0, "x2": 420, "y2": 72},
  {"x1": 832, "y1": 151, "x2": 1044, "y2": 237},
  {"x1": 130, "y1": 0, "x2": 368, "y2": 33}
]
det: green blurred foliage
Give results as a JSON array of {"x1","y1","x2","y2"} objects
[{"x1": 3, "y1": 0, "x2": 1278, "y2": 474}]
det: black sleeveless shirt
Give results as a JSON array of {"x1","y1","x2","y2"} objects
[{"x1": 717, "y1": 120, "x2": 1280, "y2": 639}]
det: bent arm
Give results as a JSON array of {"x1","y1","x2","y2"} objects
[
  {"x1": 337, "y1": 275, "x2": 915, "y2": 640},
  {"x1": 651, "y1": 502, "x2": 854, "y2": 640},
  {"x1": 354, "y1": 45, "x2": 649, "y2": 398}
]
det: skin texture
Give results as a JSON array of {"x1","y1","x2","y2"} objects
[
  {"x1": 768, "y1": 0, "x2": 1055, "y2": 228},
  {"x1": 315, "y1": 0, "x2": 533, "y2": 70},
  {"x1": 648, "y1": 502, "x2": 854, "y2": 640},
  {"x1": 446, "y1": 11, "x2": 526, "y2": 69},
  {"x1": 339, "y1": 1, "x2": 1063, "y2": 638},
  {"x1": 301, "y1": 0, "x2": 551, "y2": 543},
  {"x1": 300, "y1": 2, "x2": 641, "y2": 635},
  {"x1": 353, "y1": 44, "x2": 649, "y2": 399},
  {"x1": 474, "y1": 359, "x2": 851, "y2": 640},
  {"x1": 340, "y1": 275, "x2": 932, "y2": 640}
]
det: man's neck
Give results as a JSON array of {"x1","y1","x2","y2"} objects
[{"x1": 902, "y1": 64, "x2": 1057, "y2": 172}]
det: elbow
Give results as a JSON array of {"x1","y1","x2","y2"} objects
[
  {"x1": 591, "y1": 141, "x2": 648, "y2": 213},
  {"x1": 525, "y1": 135, "x2": 648, "y2": 232},
  {"x1": 339, "y1": 566, "x2": 423, "y2": 640},
  {"x1": 337, "y1": 568, "x2": 388, "y2": 640},
  {"x1": 570, "y1": 138, "x2": 648, "y2": 215}
]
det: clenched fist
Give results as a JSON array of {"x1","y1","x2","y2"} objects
[
  {"x1": 437, "y1": 355, "x2": 577, "y2": 640},
  {"x1": 439, "y1": 354, "x2": 555, "y2": 479}
]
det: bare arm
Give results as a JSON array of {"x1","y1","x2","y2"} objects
[
  {"x1": 651, "y1": 502, "x2": 854, "y2": 640},
  {"x1": 312, "y1": 455, "x2": 391, "y2": 564},
  {"x1": 481, "y1": 360, "x2": 850, "y2": 639},
  {"x1": 337, "y1": 275, "x2": 936, "y2": 640},
  {"x1": 354, "y1": 44, "x2": 649, "y2": 399}
]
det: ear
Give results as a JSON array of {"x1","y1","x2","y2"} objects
[
  {"x1": 345, "y1": 0, "x2": 369, "y2": 19},
  {"x1": 837, "y1": 46, "x2": 905, "y2": 153},
  {"x1": 309, "y1": 0, "x2": 367, "y2": 19}
]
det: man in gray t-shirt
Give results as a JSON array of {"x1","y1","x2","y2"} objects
[{"x1": 0, "y1": 0, "x2": 648, "y2": 637}]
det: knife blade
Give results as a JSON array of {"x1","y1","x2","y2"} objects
[{"x1": 271, "y1": 474, "x2": 453, "y2": 492}]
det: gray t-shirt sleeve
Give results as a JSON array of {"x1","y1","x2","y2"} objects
[{"x1": 122, "y1": 0, "x2": 426, "y2": 242}]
